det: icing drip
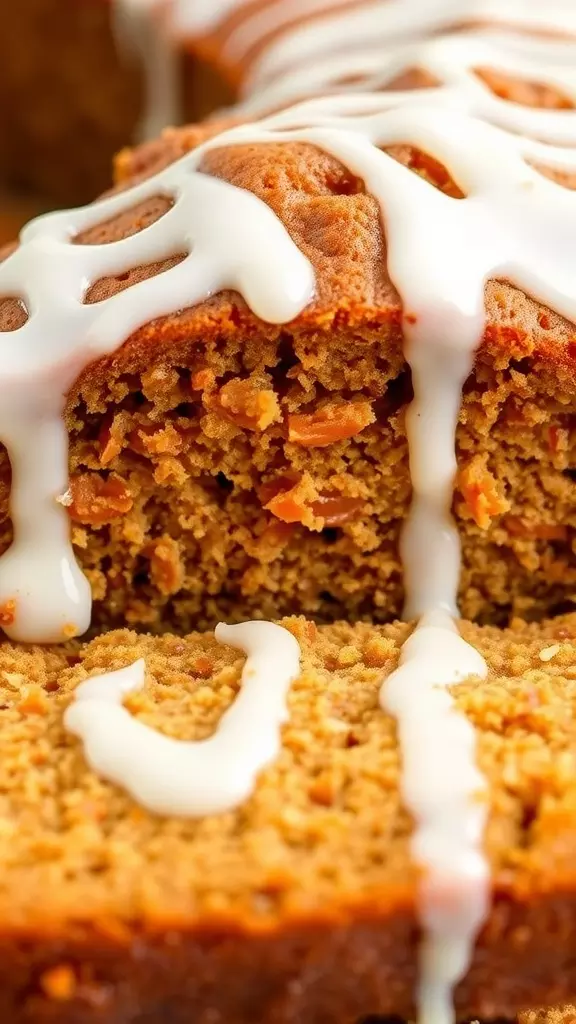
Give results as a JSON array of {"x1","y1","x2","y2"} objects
[
  {"x1": 112, "y1": 0, "x2": 576, "y2": 138},
  {"x1": 384, "y1": 283, "x2": 490, "y2": 1022},
  {"x1": 64, "y1": 621, "x2": 300, "y2": 816},
  {"x1": 381, "y1": 610, "x2": 488, "y2": 1024},
  {"x1": 0, "y1": 398, "x2": 92, "y2": 644},
  {"x1": 113, "y1": 0, "x2": 181, "y2": 141},
  {"x1": 222, "y1": 0, "x2": 358, "y2": 63},
  {"x1": 0, "y1": 153, "x2": 314, "y2": 642}
]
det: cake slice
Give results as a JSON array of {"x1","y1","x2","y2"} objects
[
  {"x1": 0, "y1": 613, "x2": 573, "y2": 1023},
  {"x1": 1, "y1": 109, "x2": 572, "y2": 636}
]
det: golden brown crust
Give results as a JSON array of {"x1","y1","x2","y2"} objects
[
  {"x1": 112, "y1": 124, "x2": 576, "y2": 378},
  {"x1": 0, "y1": 615, "x2": 573, "y2": 1020}
]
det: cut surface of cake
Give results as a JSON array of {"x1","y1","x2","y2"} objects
[{"x1": 0, "y1": 2, "x2": 574, "y2": 1023}]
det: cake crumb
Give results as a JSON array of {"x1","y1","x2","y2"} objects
[
  {"x1": 17, "y1": 685, "x2": 49, "y2": 716},
  {"x1": 2, "y1": 671, "x2": 26, "y2": 690},
  {"x1": 56, "y1": 489, "x2": 73, "y2": 507},
  {"x1": 363, "y1": 635, "x2": 395, "y2": 668},
  {"x1": 337, "y1": 644, "x2": 361, "y2": 667},
  {"x1": 309, "y1": 771, "x2": 337, "y2": 806},
  {"x1": 40, "y1": 964, "x2": 76, "y2": 1001},
  {"x1": 0, "y1": 613, "x2": 568, "y2": 1021},
  {"x1": 0, "y1": 600, "x2": 16, "y2": 626}
]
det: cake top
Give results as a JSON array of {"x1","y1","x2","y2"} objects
[
  {"x1": 174, "y1": 0, "x2": 576, "y2": 87},
  {"x1": 1, "y1": 614, "x2": 573, "y2": 931},
  {"x1": 114, "y1": 0, "x2": 576, "y2": 136}
]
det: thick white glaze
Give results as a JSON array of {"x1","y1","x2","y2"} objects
[
  {"x1": 64, "y1": 621, "x2": 301, "y2": 816},
  {"x1": 381, "y1": 609, "x2": 489, "y2": 1024},
  {"x1": 111, "y1": 0, "x2": 576, "y2": 137},
  {"x1": 246, "y1": 0, "x2": 576, "y2": 92},
  {"x1": 222, "y1": 0, "x2": 357, "y2": 62},
  {"x1": 238, "y1": 28, "x2": 576, "y2": 125}
]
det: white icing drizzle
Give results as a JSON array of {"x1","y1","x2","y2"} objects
[
  {"x1": 0, "y1": 149, "x2": 314, "y2": 642},
  {"x1": 64, "y1": 621, "x2": 300, "y2": 816},
  {"x1": 111, "y1": 0, "x2": 576, "y2": 138},
  {"x1": 381, "y1": 610, "x2": 489, "y2": 1024},
  {"x1": 245, "y1": 0, "x2": 576, "y2": 94},
  {"x1": 237, "y1": 28, "x2": 576, "y2": 126},
  {"x1": 171, "y1": 0, "x2": 251, "y2": 36},
  {"x1": 222, "y1": 0, "x2": 357, "y2": 63},
  {"x1": 383, "y1": 282, "x2": 490, "y2": 1021}
]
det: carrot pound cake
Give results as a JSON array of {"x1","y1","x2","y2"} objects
[
  {"x1": 0, "y1": 613, "x2": 572, "y2": 1024},
  {"x1": 137, "y1": 0, "x2": 576, "y2": 118},
  {"x1": 0, "y1": 4, "x2": 576, "y2": 1024}
]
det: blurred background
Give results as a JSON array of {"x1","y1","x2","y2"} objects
[{"x1": 0, "y1": 0, "x2": 233, "y2": 245}]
